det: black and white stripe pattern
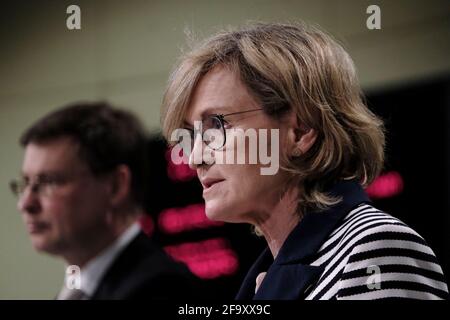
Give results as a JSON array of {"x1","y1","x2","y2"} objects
[{"x1": 305, "y1": 204, "x2": 449, "y2": 300}]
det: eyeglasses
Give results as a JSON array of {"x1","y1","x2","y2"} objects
[
  {"x1": 9, "y1": 172, "x2": 88, "y2": 199},
  {"x1": 187, "y1": 108, "x2": 264, "y2": 151}
]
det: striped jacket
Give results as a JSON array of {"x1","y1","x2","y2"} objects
[{"x1": 236, "y1": 180, "x2": 449, "y2": 300}]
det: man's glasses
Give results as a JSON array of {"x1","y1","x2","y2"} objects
[
  {"x1": 186, "y1": 108, "x2": 264, "y2": 151},
  {"x1": 9, "y1": 172, "x2": 88, "y2": 198}
]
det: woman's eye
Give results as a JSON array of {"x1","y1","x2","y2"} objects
[{"x1": 209, "y1": 117, "x2": 222, "y2": 130}]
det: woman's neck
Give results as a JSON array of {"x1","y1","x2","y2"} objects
[{"x1": 254, "y1": 187, "x2": 301, "y2": 258}]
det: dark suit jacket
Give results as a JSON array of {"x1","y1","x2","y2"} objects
[{"x1": 91, "y1": 232, "x2": 202, "y2": 300}]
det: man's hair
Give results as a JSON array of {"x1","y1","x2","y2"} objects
[
  {"x1": 21, "y1": 101, "x2": 149, "y2": 208},
  {"x1": 161, "y1": 22, "x2": 385, "y2": 213}
]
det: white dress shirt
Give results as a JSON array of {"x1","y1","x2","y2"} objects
[{"x1": 57, "y1": 223, "x2": 141, "y2": 299}]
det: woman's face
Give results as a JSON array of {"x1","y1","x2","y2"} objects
[{"x1": 184, "y1": 65, "x2": 294, "y2": 224}]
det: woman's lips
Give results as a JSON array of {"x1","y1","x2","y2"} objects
[{"x1": 202, "y1": 179, "x2": 225, "y2": 194}]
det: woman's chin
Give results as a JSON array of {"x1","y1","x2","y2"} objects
[
  {"x1": 205, "y1": 200, "x2": 231, "y2": 222},
  {"x1": 205, "y1": 201, "x2": 246, "y2": 224},
  {"x1": 204, "y1": 205, "x2": 223, "y2": 221}
]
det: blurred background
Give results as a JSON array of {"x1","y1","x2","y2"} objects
[{"x1": 1, "y1": 0, "x2": 449, "y2": 299}]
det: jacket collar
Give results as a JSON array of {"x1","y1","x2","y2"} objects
[{"x1": 236, "y1": 180, "x2": 371, "y2": 300}]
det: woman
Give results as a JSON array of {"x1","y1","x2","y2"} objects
[{"x1": 161, "y1": 22, "x2": 448, "y2": 299}]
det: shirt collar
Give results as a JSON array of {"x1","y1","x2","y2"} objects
[{"x1": 67, "y1": 222, "x2": 141, "y2": 297}]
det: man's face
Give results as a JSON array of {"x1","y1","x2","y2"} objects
[{"x1": 17, "y1": 136, "x2": 112, "y2": 256}]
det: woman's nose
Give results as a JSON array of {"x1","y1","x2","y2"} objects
[{"x1": 188, "y1": 133, "x2": 205, "y2": 169}]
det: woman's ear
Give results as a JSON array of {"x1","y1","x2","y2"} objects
[
  {"x1": 108, "y1": 165, "x2": 132, "y2": 208},
  {"x1": 295, "y1": 126, "x2": 317, "y2": 156},
  {"x1": 287, "y1": 114, "x2": 317, "y2": 157}
]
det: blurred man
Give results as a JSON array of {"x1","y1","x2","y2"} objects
[{"x1": 11, "y1": 102, "x2": 200, "y2": 299}]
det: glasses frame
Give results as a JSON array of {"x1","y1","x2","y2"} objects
[
  {"x1": 197, "y1": 108, "x2": 264, "y2": 151},
  {"x1": 9, "y1": 170, "x2": 92, "y2": 199}
]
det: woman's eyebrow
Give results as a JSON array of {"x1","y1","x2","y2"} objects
[
  {"x1": 185, "y1": 106, "x2": 240, "y2": 125},
  {"x1": 200, "y1": 106, "x2": 237, "y2": 118}
]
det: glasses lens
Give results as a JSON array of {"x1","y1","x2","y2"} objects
[{"x1": 203, "y1": 116, "x2": 225, "y2": 150}]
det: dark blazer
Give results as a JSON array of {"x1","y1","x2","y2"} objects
[
  {"x1": 236, "y1": 180, "x2": 449, "y2": 300},
  {"x1": 91, "y1": 232, "x2": 202, "y2": 300}
]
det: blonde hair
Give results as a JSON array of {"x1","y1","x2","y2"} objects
[{"x1": 161, "y1": 22, "x2": 385, "y2": 213}]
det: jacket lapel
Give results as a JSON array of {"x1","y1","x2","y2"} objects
[
  {"x1": 254, "y1": 263, "x2": 324, "y2": 299},
  {"x1": 235, "y1": 247, "x2": 273, "y2": 299}
]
